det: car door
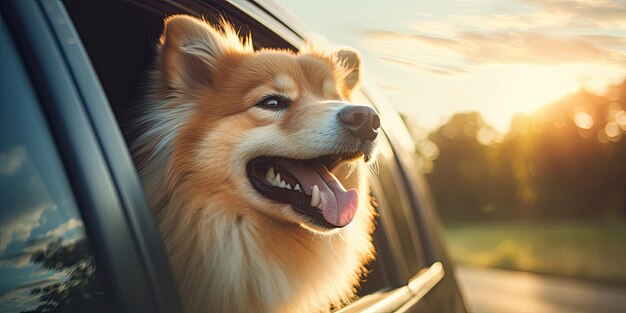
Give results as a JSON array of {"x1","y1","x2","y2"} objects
[{"x1": 1, "y1": 1, "x2": 182, "y2": 312}]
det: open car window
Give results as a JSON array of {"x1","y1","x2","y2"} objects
[
  {"x1": 61, "y1": 0, "x2": 442, "y2": 310},
  {"x1": 63, "y1": 0, "x2": 297, "y2": 146}
]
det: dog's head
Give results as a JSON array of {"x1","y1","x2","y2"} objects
[{"x1": 138, "y1": 15, "x2": 379, "y2": 233}]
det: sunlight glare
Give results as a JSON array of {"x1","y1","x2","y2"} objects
[
  {"x1": 491, "y1": 67, "x2": 579, "y2": 112},
  {"x1": 574, "y1": 112, "x2": 594, "y2": 130},
  {"x1": 436, "y1": 65, "x2": 586, "y2": 133},
  {"x1": 604, "y1": 122, "x2": 620, "y2": 139}
]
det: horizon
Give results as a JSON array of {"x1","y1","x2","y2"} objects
[
  {"x1": 274, "y1": 0, "x2": 626, "y2": 133},
  {"x1": 424, "y1": 79, "x2": 626, "y2": 136}
]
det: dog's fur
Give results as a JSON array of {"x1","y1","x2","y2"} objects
[{"x1": 131, "y1": 15, "x2": 378, "y2": 313}]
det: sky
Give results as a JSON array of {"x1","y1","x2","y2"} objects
[
  {"x1": 0, "y1": 55, "x2": 87, "y2": 311},
  {"x1": 0, "y1": 141, "x2": 86, "y2": 312},
  {"x1": 0, "y1": 143, "x2": 86, "y2": 312},
  {"x1": 274, "y1": 0, "x2": 626, "y2": 133}
]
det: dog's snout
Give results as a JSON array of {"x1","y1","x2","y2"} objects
[{"x1": 339, "y1": 105, "x2": 380, "y2": 141}]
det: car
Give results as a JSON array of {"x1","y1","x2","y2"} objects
[{"x1": 0, "y1": 0, "x2": 468, "y2": 312}]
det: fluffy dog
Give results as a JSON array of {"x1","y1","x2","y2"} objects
[{"x1": 131, "y1": 15, "x2": 380, "y2": 313}]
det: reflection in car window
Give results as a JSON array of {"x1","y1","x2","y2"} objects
[{"x1": 0, "y1": 21, "x2": 113, "y2": 313}]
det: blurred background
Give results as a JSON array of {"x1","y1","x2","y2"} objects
[{"x1": 275, "y1": 0, "x2": 626, "y2": 311}]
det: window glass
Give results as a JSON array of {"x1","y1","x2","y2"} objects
[{"x1": 0, "y1": 21, "x2": 114, "y2": 313}]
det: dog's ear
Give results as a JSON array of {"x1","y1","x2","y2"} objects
[
  {"x1": 335, "y1": 48, "x2": 361, "y2": 96},
  {"x1": 159, "y1": 15, "x2": 250, "y2": 90}
]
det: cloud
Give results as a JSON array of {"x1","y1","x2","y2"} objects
[
  {"x1": 453, "y1": 31, "x2": 625, "y2": 65},
  {"x1": 0, "y1": 204, "x2": 55, "y2": 252},
  {"x1": 0, "y1": 218, "x2": 85, "y2": 268},
  {"x1": 41, "y1": 218, "x2": 83, "y2": 240},
  {"x1": 0, "y1": 145, "x2": 58, "y2": 253},
  {"x1": 578, "y1": 34, "x2": 626, "y2": 49},
  {"x1": 365, "y1": 30, "x2": 458, "y2": 47},
  {"x1": 0, "y1": 273, "x2": 68, "y2": 312},
  {"x1": 361, "y1": 0, "x2": 626, "y2": 75},
  {"x1": 0, "y1": 251, "x2": 31, "y2": 268},
  {"x1": 524, "y1": 0, "x2": 626, "y2": 27},
  {"x1": 25, "y1": 218, "x2": 84, "y2": 252},
  {"x1": 377, "y1": 55, "x2": 466, "y2": 75},
  {"x1": 0, "y1": 147, "x2": 26, "y2": 176},
  {"x1": 435, "y1": 1, "x2": 626, "y2": 31},
  {"x1": 364, "y1": 29, "x2": 626, "y2": 68}
]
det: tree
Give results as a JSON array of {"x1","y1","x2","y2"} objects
[
  {"x1": 21, "y1": 239, "x2": 113, "y2": 313},
  {"x1": 426, "y1": 79, "x2": 626, "y2": 223}
]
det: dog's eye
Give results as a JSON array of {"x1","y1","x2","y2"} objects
[{"x1": 255, "y1": 95, "x2": 292, "y2": 111}]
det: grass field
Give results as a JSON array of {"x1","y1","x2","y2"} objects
[{"x1": 443, "y1": 222, "x2": 626, "y2": 286}]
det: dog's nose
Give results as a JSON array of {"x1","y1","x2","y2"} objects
[{"x1": 339, "y1": 105, "x2": 380, "y2": 141}]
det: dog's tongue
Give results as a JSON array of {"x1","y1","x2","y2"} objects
[{"x1": 281, "y1": 160, "x2": 358, "y2": 227}]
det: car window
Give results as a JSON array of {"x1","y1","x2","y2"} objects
[{"x1": 0, "y1": 20, "x2": 115, "y2": 313}]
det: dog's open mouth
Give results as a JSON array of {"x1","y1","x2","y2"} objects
[{"x1": 246, "y1": 153, "x2": 363, "y2": 229}]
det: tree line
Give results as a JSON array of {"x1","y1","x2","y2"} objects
[{"x1": 424, "y1": 80, "x2": 626, "y2": 223}]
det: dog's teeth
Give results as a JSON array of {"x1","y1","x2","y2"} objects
[
  {"x1": 310, "y1": 185, "x2": 321, "y2": 207},
  {"x1": 266, "y1": 167, "x2": 276, "y2": 182},
  {"x1": 294, "y1": 184, "x2": 301, "y2": 192},
  {"x1": 286, "y1": 183, "x2": 292, "y2": 189},
  {"x1": 273, "y1": 172, "x2": 282, "y2": 185}
]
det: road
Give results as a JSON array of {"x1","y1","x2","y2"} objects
[{"x1": 455, "y1": 266, "x2": 626, "y2": 313}]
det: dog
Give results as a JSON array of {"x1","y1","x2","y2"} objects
[{"x1": 131, "y1": 15, "x2": 380, "y2": 313}]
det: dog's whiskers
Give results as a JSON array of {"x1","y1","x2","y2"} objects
[
  {"x1": 310, "y1": 230, "x2": 321, "y2": 245},
  {"x1": 337, "y1": 231, "x2": 346, "y2": 243},
  {"x1": 327, "y1": 235, "x2": 336, "y2": 253},
  {"x1": 369, "y1": 158, "x2": 380, "y2": 176}
]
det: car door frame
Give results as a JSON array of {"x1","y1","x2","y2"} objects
[{"x1": 1, "y1": 1, "x2": 182, "y2": 312}]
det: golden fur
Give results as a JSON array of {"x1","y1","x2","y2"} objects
[{"x1": 131, "y1": 15, "x2": 377, "y2": 313}]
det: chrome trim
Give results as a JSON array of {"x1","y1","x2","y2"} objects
[
  {"x1": 408, "y1": 261, "x2": 444, "y2": 296},
  {"x1": 397, "y1": 262, "x2": 445, "y2": 313},
  {"x1": 336, "y1": 262, "x2": 445, "y2": 313},
  {"x1": 359, "y1": 286, "x2": 413, "y2": 313}
]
